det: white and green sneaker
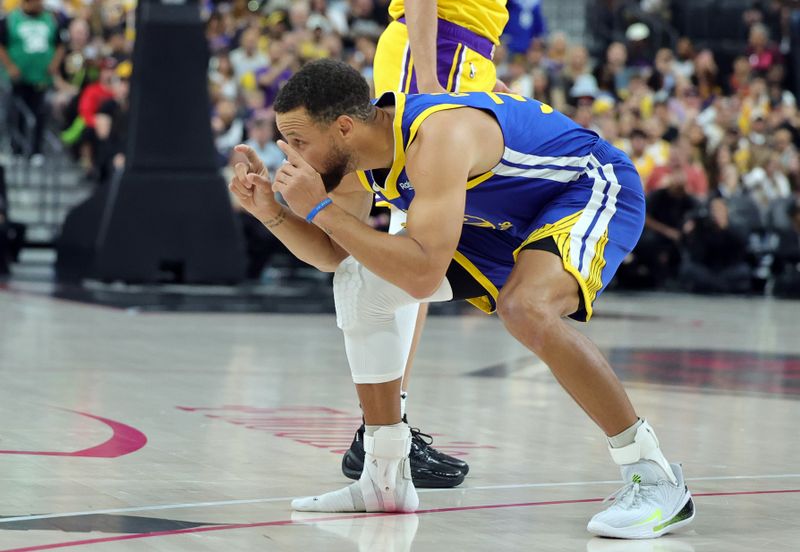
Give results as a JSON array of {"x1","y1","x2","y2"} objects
[{"x1": 587, "y1": 462, "x2": 695, "y2": 539}]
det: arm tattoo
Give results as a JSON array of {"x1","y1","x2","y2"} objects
[{"x1": 263, "y1": 208, "x2": 287, "y2": 229}]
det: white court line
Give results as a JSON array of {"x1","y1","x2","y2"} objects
[
  {"x1": 2, "y1": 473, "x2": 799, "y2": 524},
  {"x1": 420, "y1": 473, "x2": 800, "y2": 493}
]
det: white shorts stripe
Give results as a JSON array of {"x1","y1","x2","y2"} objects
[
  {"x1": 492, "y1": 162, "x2": 583, "y2": 183},
  {"x1": 502, "y1": 147, "x2": 592, "y2": 169},
  {"x1": 579, "y1": 156, "x2": 621, "y2": 278},
  {"x1": 453, "y1": 45, "x2": 468, "y2": 91},
  {"x1": 398, "y1": 42, "x2": 410, "y2": 92},
  {"x1": 569, "y1": 163, "x2": 609, "y2": 277}
]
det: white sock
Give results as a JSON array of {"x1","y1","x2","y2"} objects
[
  {"x1": 608, "y1": 418, "x2": 643, "y2": 449},
  {"x1": 292, "y1": 423, "x2": 418, "y2": 513}
]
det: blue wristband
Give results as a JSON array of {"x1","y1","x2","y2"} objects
[{"x1": 305, "y1": 197, "x2": 333, "y2": 223}]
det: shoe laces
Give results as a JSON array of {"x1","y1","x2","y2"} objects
[
  {"x1": 603, "y1": 480, "x2": 652, "y2": 509},
  {"x1": 409, "y1": 426, "x2": 433, "y2": 446}
]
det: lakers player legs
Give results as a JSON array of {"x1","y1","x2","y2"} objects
[{"x1": 339, "y1": 0, "x2": 511, "y2": 489}]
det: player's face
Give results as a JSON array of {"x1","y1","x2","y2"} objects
[{"x1": 277, "y1": 109, "x2": 354, "y2": 192}]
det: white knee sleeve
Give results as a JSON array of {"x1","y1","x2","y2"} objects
[{"x1": 333, "y1": 256, "x2": 452, "y2": 384}]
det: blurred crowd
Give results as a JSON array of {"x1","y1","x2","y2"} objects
[
  {"x1": 0, "y1": 0, "x2": 133, "y2": 181},
  {"x1": 1, "y1": 0, "x2": 799, "y2": 295}
]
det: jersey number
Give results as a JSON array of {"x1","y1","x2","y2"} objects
[{"x1": 478, "y1": 92, "x2": 553, "y2": 114}]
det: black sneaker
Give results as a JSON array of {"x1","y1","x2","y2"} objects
[
  {"x1": 341, "y1": 423, "x2": 466, "y2": 488},
  {"x1": 408, "y1": 424, "x2": 470, "y2": 476}
]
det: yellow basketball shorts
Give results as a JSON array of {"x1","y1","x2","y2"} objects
[{"x1": 373, "y1": 18, "x2": 497, "y2": 95}]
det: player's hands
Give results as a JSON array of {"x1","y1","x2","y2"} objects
[
  {"x1": 274, "y1": 140, "x2": 329, "y2": 220},
  {"x1": 493, "y1": 78, "x2": 511, "y2": 93},
  {"x1": 416, "y1": 77, "x2": 448, "y2": 94},
  {"x1": 229, "y1": 144, "x2": 282, "y2": 223}
]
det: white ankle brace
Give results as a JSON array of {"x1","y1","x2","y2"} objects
[
  {"x1": 607, "y1": 420, "x2": 677, "y2": 484},
  {"x1": 291, "y1": 422, "x2": 418, "y2": 513},
  {"x1": 363, "y1": 424, "x2": 414, "y2": 511}
]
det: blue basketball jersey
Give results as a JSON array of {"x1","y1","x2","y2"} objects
[
  {"x1": 356, "y1": 91, "x2": 606, "y2": 243},
  {"x1": 356, "y1": 91, "x2": 646, "y2": 321}
]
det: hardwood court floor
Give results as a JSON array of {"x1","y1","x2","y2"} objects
[{"x1": 1, "y1": 289, "x2": 799, "y2": 551}]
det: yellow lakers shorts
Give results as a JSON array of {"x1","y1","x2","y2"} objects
[{"x1": 373, "y1": 18, "x2": 498, "y2": 95}]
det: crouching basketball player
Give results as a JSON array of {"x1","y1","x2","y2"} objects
[{"x1": 228, "y1": 60, "x2": 696, "y2": 539}]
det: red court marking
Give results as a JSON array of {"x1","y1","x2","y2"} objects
[
  {"x1": 3, "y1": 488, "x2": 798, "y2": 552},
  {"x1": 177, "y1": 405, "x2": 495, "y2": 457},
  {"x1": 0, "y1": 409, "x2": 147, "y2": 458}
]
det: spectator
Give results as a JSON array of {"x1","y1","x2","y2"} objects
[
  {"x1": 504, "y1": 0, "x2": 547, "y2": 55},
  {"x1": 568, "y1": 73, "x2": 599, "y2": 109},
  {"x1": 206, "y1": 10, "x2": 234, "y2": 55},
  {"x1": 648, "y1": 48, "x2": 677, "y2": 97},
  {"x1": 561, "y1": 44, "x2": 592, "y2": 96},
  {"x1": 728, "y1": 56, "x2": 752, "y2": 95},
  {"x1": 310, "y1": 0, "x2": 348, "y2": 36},
  {"x1": 93, "y1": 60, "x2": 129, "y2": 184},
  {"x1": 544, "y1": 31, "x2": 568, "y2": 77},
  {"x1": 673, "y1": 37, "x2": 695, "y2": 80},
  {"x1": 625, "y1": 22, "x2": 654, "y2": 71},
  {"x1": 637, "y1": 171, "x2": 701, "y2": 287},
  {"x1": 507, "y1": 54, "x2": 533, "y2": 97},
  {"x1": 629, "y1": 128, "x2": 657, "y2": 184},
  {"x1": 773, "y1": 127, "x2": 800, "y2": 187},
  {"x1": 594, "y1": 41, "x2": 633, "y2": 100},
  {"x1": 531, "y1": 66, "x2": 564, "y2": 110},
  {"x1": 643, "y1": 117, "x2": 671, "y2": 166},
  {"x1": 706, "y1": 142, "x2": 733, "y2": 193},
  {"x1": 104, "y1": 26, "x2": 129, "y2": 65},
  {"x1": 716, "y1": 163, "x2": 762, "y2": 236},
  {"x1": 0, "y1": 0, "x2": 66, "y2": 158},
  {"x1": 685, "y1": 122, "x2": 709, "y2": 167},
  {"x1": 647, "y1": 138, "x2": 709, "y2": 198},
  {"x1": 287, "y1": 0, "x2": 313, "y2": 43},
  {"x1": 229, "y1": 26, "x2": 268, "y2": 81},
  {"x1": 71, "y1": 57, "x2": 116, "y2": 173},
  {"x1": 212, "y1": 98, "x2": 244, "y2": 166},
  {"x1": 240, "y1": 109, "x2": 284, "y2": 174},
  {"x1": 743, "y1": 150, "x2": 792, "y2": 222},
  {"x1": 345, "y1": 0, "x2": 386, "y2": 45},
  {"x1": 692, "y1": 49, "x2": 721, "y2": 104},
  {"x1": 349, "y1": 35, "x2": 376, "y2": 84},
  {"x1": 746, "y1": 22, "x2": 782, "y2": 75},
  {"x1": 747, "y1": 107, "x2": 769, "y2": 146},
  {"x1": 679, "y1": 198, "x2": 752, "y2": 294},
  {"x1": 51, "y1": 17, "x2": 93, "y2": 124},
  {"x1": 765, "y1": 65, "x2": 796, "y2": 115},
  {"x1": 209, "y1": 50, "x2": 239, "y2": 102},
  {"x1": 668, "y1": 79, "x2": 702, "y2": 128},
  {"x1": 255, "y1": 39, "x2": 299, "y2": 108}
]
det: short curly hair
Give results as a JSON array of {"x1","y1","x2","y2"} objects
[{"x1": 274, "y1": 59, "x2": 373, "y2": 124}]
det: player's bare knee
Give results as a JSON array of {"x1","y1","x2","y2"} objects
[{"x1": 496, "y1": 286, "x2": 558, "y2": 337}]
